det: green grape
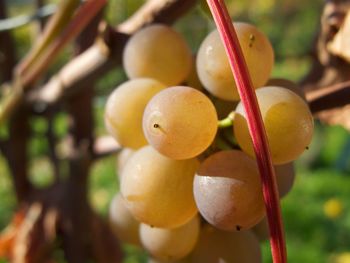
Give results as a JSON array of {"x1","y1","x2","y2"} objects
[
  {"x1": 140, "y1": 216, "x2": 200, "y2": 262},
  {"x1": 116, "y1": 148, "x2": 135, "y2": 178},
  {"x1": 190, "y1": 224, "x2": 262, "y2": 263},
  {"x1": 275, "y1": 162, "x2": 296, "y2": 198},
  {"x1": 104, "y1": 78, "x2": 166, "y2": 149},
  {"x1": 266, "y1": 78, "x2": 306, "y2": 101},
  {"x1": 197, "y1": 22, "x2": 274, "y2": 101},
  {"x1": 234, "y1": 86, "x2": 314, "y2": 164},
  {"x1": 120, "y1": 146, "x2": 199, "y2": 229},
  {"x1": 109, "y1": 193, "x2": 141, "y2": 246},
  {"x1": 193, "y1": 150, "x2": 265, "y2": 231},
  {"x1": 123, "y1": 24, "x2": 192, "y2": 86},
  {"x1": 143, "y1": 86, "x2": 218, "y2": 160}
]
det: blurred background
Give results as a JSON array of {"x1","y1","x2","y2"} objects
[{"x1": 0, "y1": 0, "x2": 350, "y2": 262}]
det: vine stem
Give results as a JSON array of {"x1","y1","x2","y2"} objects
[{"x1": 206, "y1": 1, "x2": 287, "y2": 262}]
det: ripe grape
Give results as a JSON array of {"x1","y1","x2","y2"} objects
[
  {"x1": 109, "y1": 193, "x2": 141, "y2": 246},
  {"x1": 116, "y1": 148, "x2": 135, "y2": 178},
  {"x1": 123, "y1": 24, "x2": 192, "y2": 86},
  {"x1": 197, "y1": 22, "x2": 274, "y2": 101},
  {"x1": 266, "y1": 78, "x2": 306, "y2": 101},
  {"x1": 143, "y1": 86, "x2": 218, "y2": 160},
  {"x1": 140, "y1": 216, "x2": 200, "y2": 262},
  {"x1": 193, "y1": 150, "x2": 265, "y2": 231},
  {"x1": 234, "y1": 86, "x2": 314, "y2": 164},
  {"x1": 275, "y1": 162, "x2": 296, "y2": 198},
  {"x1": 120, "y1": 146, "x2": 199, "y2": 228},
  {"x1": 252, "y1": 217, "x2": 269, "y2": 241},
  {"x1": 190, "y1": 224, "x2": 262, "y2": 263},
  {"x1": 104, "y1": 78, "x2": 166, "y2": 149}
]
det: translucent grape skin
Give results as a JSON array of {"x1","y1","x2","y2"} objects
[
  {"x1": 266, "y1": 78, "x2": 306, "y2": 101},
  {"x1": 190, "y1": 224, "x2": 262, "y2": 263},
  {"x1": 234, "y1": 86, "x2": 314, "y2": 164},
  {"x1": 123, "y1": 24, "x2": 192, "y2": 86},
  {"x1": 275, "y1": 162, "x2": 296, "y2": 198},
  {"x1": 109, "y1": 193, "x2": 141, "y2": 246},
  {"x1": 140, "y1": 216, "x2": 200, "y2": 262},
  {"x1": 143, "y1": 86, "x2": 218, "y2": 160},
  {"x1": 197, "y1": 22, "x2": 274, "y2": 101},
  {"x1": 116, "y1": 147, "x2": 135, "y2": 178},
  {"x1": 104, "y1": 78, "x2": 166, "y2": 149},
  {"x1": 120, "y1": 146, "x2": 199, "y2": 229},
  {"x1": 193, "y1": 150, "x2": 265, "y2": 231}
]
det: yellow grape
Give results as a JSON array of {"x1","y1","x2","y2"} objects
[
  {"x1": 116, "y1": 148, "x2": 135, "y2": 178},
  {"x1": 140, "y1": 216, "x2": 200, "y2": 262},
  {"x1": 234, "y1": 86, "x2": 314, "y2": 164},
  {"x1": 197, "y1": 22, "x2": 274, "y2": 101},
  {"x1": 120, "y1": 146, "x2": 199, "y2": 228},
  {"x1": 123, "y1": 24, "x2": 192, "y2": 86},
  {"x1": 252, "y1": 217, "x2": 269, "y2": 241},
  {"x1": 275, "y1": 162, "x2": 296, "y2": 198},
  {"x1": 266, "y1": 78, "x2": 306, "y2": 101},
  {"x1": 104, "y1": 78, "x2": 166, "y2": 149},
  {"x1": 190, "y1": 224, "x2": 262, "y2": 263},
  {"x1": 143, "y1": 86, "x2": 218, "y2": 160},
  {"x1": 193, "y1": 150, "x2": 265, "y2": 231},
  {"x1": 109, "y1": 193, "x2": 141, "y2": 246}
]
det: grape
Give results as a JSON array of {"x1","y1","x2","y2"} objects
[
  {"x1": 193, "y1": 150, "x2": 265, "y2": 231},
  {"x1": 123, "y1": 24, "x2": 192, "y2": 86},
  {"x1": 234, "y1": 86, "x2": 314, "y2": 164},
  {"x1": 252, "y1": 217, "x2": 269, "y2": 241},
  {"x1": 190, "y1": 224, "x2": 262, "y2": 263},
  {"x1": 120, "y1": 146, "x2": 199, "y2": 228},
  {"x1": 197, "y1": 22, "x2": 274, "y2": 101},
  {"x1": 116, "y1": 148, "x2": 135, "y2": 178},
  {"x1": 140, "y1": 216, "x2": 200, "y2": 262},
  {"x1": 104, "y1": 78, "x2": 166, "y2": 149},
  {"x1": 275, "y1": 162, "x2": 296, "y2": 198},
  {"x1": 266, "y1": 78, "x2": 306, "y2": 101},
  {"x1": 185, "y1": 57, "x2": 205, "y2": 91},
  {"x1": 143, "y1": 86, "x2": 218, "y2": 160},
  {"x1": 109, "y1": 193, "x2": 141, "y2": 246}
]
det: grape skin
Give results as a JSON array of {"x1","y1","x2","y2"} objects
[
  {"x1": 123, "y1": 24, "x2": 192, "y2": 86},
  {"x1": 275, "y1": 162, "x2": 296, "y2": 198},
  {"x1": 109, "y1": 193, "x2": 141, "y2": 246},
  {"x1": 234, "y1": 86, "x2": 314, "y2": 164},
  {"x1": 104, "y1": 78, "x2": 166, "y2": 149},
  {"x1": 193, "y1": 150, "x2": 265, "y2": 231},
  {"x1": 143, "y1": 86, "x2": 218, "y2": 160},
  {"x1": 197, "y1": 22, "x2": 274, "y2": 101},
  {"x1": 140, "y1": 216, "x2": 200, "y2": 262},
  {"x1": 190, "y1": 224, "x2": 262, "y2": 263},
  {"x1": 120, "y1": 146, "x2": 199, "y2": 229}
]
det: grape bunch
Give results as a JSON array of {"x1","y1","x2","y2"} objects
[{"x1": 105, "y1": 21, "x2": 314, "y2": 262}]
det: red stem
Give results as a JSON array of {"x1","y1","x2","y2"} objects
[{"x1": 206, "y1": 1, "x2": 287, "y2": 262}]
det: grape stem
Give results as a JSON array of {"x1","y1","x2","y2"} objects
[
  {"x1": 206, "y1": 1, "x2": 287, "y2": 263},
  {"x1": 218, "y1": 111, "x2": 235, "y2": 128}
]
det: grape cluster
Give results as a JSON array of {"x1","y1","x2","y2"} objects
[{"x1": 106, "y1": 22, "x2": 314, "y2": 262}]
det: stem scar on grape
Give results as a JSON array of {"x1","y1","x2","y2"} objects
[{"x1": 153, "y1": 123, "x2": 167, "y2": 134}]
